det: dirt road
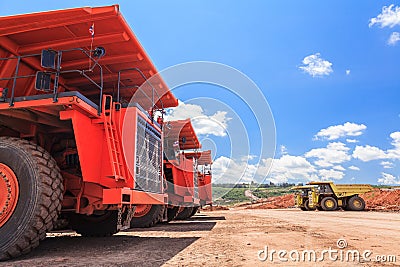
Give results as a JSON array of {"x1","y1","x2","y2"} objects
[{"x1": 3, "y1": 209, "x2": 400, "y2": 266}]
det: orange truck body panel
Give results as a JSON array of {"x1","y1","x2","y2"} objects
[{"x1": 0, "y1": 6, "x2": 178, "y2": 213}]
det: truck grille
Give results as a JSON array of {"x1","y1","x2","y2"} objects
[{"x1": 135, "y1": 116, "x2": 163, "y2": 193}]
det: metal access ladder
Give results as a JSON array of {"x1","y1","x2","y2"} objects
[{"x1": 102, "y1": 95, "x2": 126, "y2": 181}]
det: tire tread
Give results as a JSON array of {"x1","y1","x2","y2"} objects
[{"x1": 0, "y1": 137, "x2": 63, "y2": 260}]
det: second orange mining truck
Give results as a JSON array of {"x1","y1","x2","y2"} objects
[
  {"x1": 0, "y1": 5, "x2": 179, "y2": 260},
  {"x1": 129, "y1": 119, "x2": 213, "y2": 227}
]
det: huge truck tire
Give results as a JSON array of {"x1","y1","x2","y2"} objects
[
  {"x1": 300, "y1": 200, "x2": 310, "y2": 211},
  {"x1": 165, "y1": 206, "x2": 180, "y2": 222},
  {"x1": 0, "y1": 137, "x2": 63, "y2": 260},
  {"x1": 304, "y1": 199, "x2": 316, "y2": 211},
  {"x1": 175, "y1": 207, "x2": 194, "y2": 220},
  {"x1": 189, "y1": 206, "x2": 199, "y2": 218},
  {"x1": 347, "y1": 196, "x2": 366, "y2": 211},
  {"x1": 69, "y1": 210, "x2": 119, "y2": 237},
  {"x1": 321, "y1": 197, "x2": 338, "y2": 211},
  {"x1": 130, "y1": 204, "x2": 164, "y2": 228}
]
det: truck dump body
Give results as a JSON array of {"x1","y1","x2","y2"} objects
[
  {"x1": 308, "y1": 181, "x2": 373, "y2": 197},
  {"x1": 332, "y1": 184, "x2": 373, "y2": 195},
  {"x1": 0, "y1": 5, "x2": 178, "y2": 109}
]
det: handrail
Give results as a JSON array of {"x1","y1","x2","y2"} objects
[
  {"x1": 0, "y1": 48, "x2": 104, "y2": 114},
  {"x1": 51, "y1": 48, "x2": 104, "y2": 115},
  {"x1": 0, "y1": 53, "x2": 40, "y2": 106},
  {"x1": 117, "y1": 67, "x2": 165, "y2": 116}
]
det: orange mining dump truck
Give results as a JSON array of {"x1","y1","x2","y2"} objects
[
  {"x1": 164, "y1": 120, "x2": 204, "y2": 221},
  {"x1": 0, "y1": 5, "x2": 182, "y2": 260},
  {"x1": 130, "y1": 119, "x2": 213, "y2": 226}
]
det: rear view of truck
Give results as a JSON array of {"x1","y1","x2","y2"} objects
[{"x1": 0, "y1": 5, "x2": 178, "y2": 260}]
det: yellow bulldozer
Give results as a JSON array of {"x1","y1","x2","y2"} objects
[{"x1": 291, "y1": 181, "x2": 373, "y2": 211}]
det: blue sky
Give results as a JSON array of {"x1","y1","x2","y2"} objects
[{"x1": 1, "y1": 1, "x2": 400, "y2": 185}]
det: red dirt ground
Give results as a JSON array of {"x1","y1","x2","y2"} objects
[
  {"x1": 201, "y1": 205, "x2": 230, "y2": 211},
  {"x1": 361, "y1": 188, "x2": 400, "y2": 211},
  {"x1": 245, "y1": 194, "x2": 295, "y2": 210}
]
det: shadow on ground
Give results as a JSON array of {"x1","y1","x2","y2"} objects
[
  {"x1": 8, "y1": 235, "x2": 198, "y2": 267},
  {"x1": 130, "y1": 217, "x2": 221, "y2": 233},
  {"x1": 6, "y1": 215, "x2": 223, "y2": 267}
]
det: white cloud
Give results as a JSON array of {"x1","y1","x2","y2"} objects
[
  {"x1": 353, "y1": 145, "x2": 387, "y2": 162},
  {"x1": 299, "y1": 53, "x2": 333, "y2": 77},
  {"x1": 280, "y1": 145, "x2": 288, "y2": 155},
  {"x1": 166, "y1": 100, "x2": 231, "y2": 137},
  {"x1": 348, "y1": 165, "x2": 360, "y2": 171},
  {"x1": 212, "y1": 156, "x2": 257, "y2": 184},
  {"x1": 318, "y1": 169, "x2": 345, "y2": 180},
  {"x1": 377, "y1": 172, "x2": 400, "y2": 185},
  {"x1": 333, "y1": 165, "x2": 345, "y2": 171},
  {"x1": 388, "y1": 32, "x2": 400, "y2": 45},
  {"x1": 369, "y1": 5, "x2": 400, "y2": 28},
  {"x1": 380, "y1": 161, "x2": 394, "y2": 169},
  {"x1": 346, "y1": 139, "x2": 359, "y2": 143},
  {"x1": 192, "y1": 111, "x2": 231, "y2": 137},
  {"x1": 261, "y1": 155, "x2": 318, "y2": 184},
  {"x1": 212, "y1": 131, "x2": 400, "y2": 185},
  {"x1": 243, "y1": 155, "x2": 258, "y2": 161},
  {"x1": 305, "y1": 142, "x2": 351, "y2": 168},
  {"x1": 352, "y1": 132, "x2": 400, "y2": 162},
  {"x1": 166, "y1": 101, "x2": 203, "y2": 119},
  {"x1": 213, "y1": 154, "x2": 320, "y2": 185},
  {"x1": 346, "y1": 69, "x2": 351, "y2": 75},
  {"x1": 314, "y1": 122, "x2": 367, "y2": 141},
  {"x1": 387, "y1": 132, "x2": 400, "y2": 159}
]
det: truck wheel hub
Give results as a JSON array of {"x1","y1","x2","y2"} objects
[
  {"x1": 353, "y1": 200, "x2": 362, "y2": 208},
  {"x1": 326, "y1": 200, "x2": 334, "y2": 208},
  {"x1": 134, "y1": 204, "x2": 152, "y2": 217},
  {"x1": 0, "y1": 163, "x2": 19, "y2": 227}
]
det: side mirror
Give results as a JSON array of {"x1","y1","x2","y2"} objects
[
  {"x1": 41, "y1": 49, "x2": 56, "y2": 69},
  {"x1": 35, "y1": 72, "x2": 51, "y2": 91}
]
